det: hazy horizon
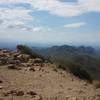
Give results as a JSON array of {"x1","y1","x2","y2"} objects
[{"x1": 0, "y1": 41, "x2": 100, "y2": 50}]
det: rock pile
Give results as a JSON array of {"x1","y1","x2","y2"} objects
[
  {"x1": 0, "y1": 49, "x2": 44, "y2": 71},
  {"x1": 3, "y1": 90, "x2": 42, "y2": 100}
]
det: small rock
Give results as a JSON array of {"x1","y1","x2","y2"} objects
[
  {"x1": 0, "y1": 80, "x2": 3, "y2": 83},
  {"x1": 10, "y1": 90, "x2": 24, "y2": 96},
  {"x1": 2, "y1": 50, "x2": 8, "y2": 53},
  {"x1": 30, "y1": 95, "x2": 42, "y2": 100},
  {"x1": 16, "y1": 91, "x2": 24, "y2": 96},
  {"x1": 3, "y1": 92, "x2": 10, "y2": 96},
  {"x1": 0, "y1": 57, "x2": 8, "y2": 64},
  {"x1": 7, "y1": 64, "x2": 21, "y2": 70},
  {"x1": 29, "y1": 67, "x2": 35, "y2": 72},
  {"x1": 27, "y1": 91, "x2": 37, "y2": 96},
  {"x1": 10, "y1": 90, "x2": 17, "y2": 95},
  {"x1": 66, "y1": 96, "x2": 77, "y2": 100},
  {"x1": 7, "y1": 59, "x2": 20, "y2": 65},
  {"x1": 0, "y1": 86, "x2": 3, "y2": 89},
  {"x1": 34, "y1": 58, "x2": 43, "y2": 63}
]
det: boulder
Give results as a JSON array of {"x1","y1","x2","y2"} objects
[
  {"x1": 0, "y1": 52, "x2": 7, "y2": 57},
  {"x1": 17, "y1": 54, "x2": 30, "y2": 62},
  {"x1": 16, "y1": 91, "x2": 24, "y2": 96},
  {"x1": 28, "y1": 59, "x2": 35, "y2": 65},
  {"x1": 29, "y1": 67, "x2": 35, "y2": 72},
  {"x1": 34, "y1": 58, "x2": 43, "y2": 63},
  {"x1": 10, "y1": 90, "x2": 18, "y2": 95},
  {"x1": 27, "y1": 91, "x2": 37, "y2": 96},
  {"x1": 0, "y1": 57, "x2": 8, "y2": 65},
  {"x1": 2, "y1": 50, "x2": 9, "y2": 53},
  {"x1": 12, "y1": 52, "x2": 20, "y2": 59},
  {"x1": 7, "y1": 64, "x2": 21, "y2": 70},
  {"x1": 7, "y1": 59, "x2": 21, "y2": 65},
  {"x1": 10, "y1": 90, "x2": 24, "y2": 96}
]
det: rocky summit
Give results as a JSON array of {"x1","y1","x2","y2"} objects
[{"x1": 0, "y1": 49, "x2": 100, "y2": 100}]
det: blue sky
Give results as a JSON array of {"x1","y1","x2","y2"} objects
[{"x1": 0, "y1": 0, "x2": 100, "y2": 46}]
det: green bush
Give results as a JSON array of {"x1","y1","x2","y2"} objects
[
  {"x1": 58, "y1": 64, "x2": 66, "y2": 70},
  {"x1": 16, "y1": 45, "x2": 45, "y2": 60},
  {"x1": 57, "y1": 61, "x2": 93, "y2": 83},
  {"x1": 94, "y1": 83, "x2": 100, "y2": 89},
  {"x1": 69, "y1": 65, "x2": 93, "y2": 83},
  {"x1": 17, "y1": 45, "x2": 33, "y2": 55}
]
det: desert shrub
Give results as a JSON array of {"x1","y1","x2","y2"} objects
[
  {"x1": 69, "y1": 65, "x2": 93, "y2": 83},
  {"x1": 17, "y1": 45, "x2": 33, "y2": 55},
  {"x1": 94, "y1": 81, "x2": 100, "y2": 89},
  {"x1": 57, "y1": 60, "x2": 93, "y2": 83},
  {"x1": 95, "y1": 84, "x2": 100, "y2": 89},
  {"x1": 16, "y1": 45, "x2": 45, "y2": 60},
  {"x1": 58, "y1": 64, "x2": 66, "y2": 70}
]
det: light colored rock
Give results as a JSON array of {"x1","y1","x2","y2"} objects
[
  {"x1": 0, "y1": 86, "x2": 3, "y2": 89},
  {"x1": 7, "y1": 59, "x2": 21, "y2": 64},
  {"x1": 34, "y1": 58, "x2": 43, "y2": 63},
  {"x1": 30, "y1": 95, "x2": 42, "y2": 100},
  {"x1": 7, "y1": 64, "x2": 21, "y2": 70},
  {"x1": 17, "y1": 54, "x2": 30, "y2": 62},
  {"x1": 66, "y1": 96, "x2": 77, "y2": 100}
]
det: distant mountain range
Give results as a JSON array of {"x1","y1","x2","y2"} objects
[{"x1": 32, "y1": 45, "x2": 97, "y2": 59}]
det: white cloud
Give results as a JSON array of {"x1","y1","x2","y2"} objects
[
  {"x1": 0, "y1": 8, "x2": 32, "y2": 21},
  {"x1": 0, "y1": 7, "x2": 50, "y2": 32},
  {"x1": 0, "y1": 0, "x2": 100, "y2": 17},
  {"x1": 32, "y1": 27, "x2": 44, "y2": 32},
  {"x1": 29, "y1": 0, "x2": 82, "y2": 17},
  {"x1": 29, "y1": 0, "x2": 100, "y2": 17},
  {"x1": 78, "y1": 0, "x2": 100, "y2": 12},
  {"x1": 64, "y1": 22, "x2": 86, "y2": 28},
  {"x1": 14, "y1": 21, "x2": 24, "y2": 26},
  {"x1": 0, "y1": 7, "x2": 33, "y2": 30},
  {"x1": 0, "y1": 0, "x2": 28, "y2": 4}
]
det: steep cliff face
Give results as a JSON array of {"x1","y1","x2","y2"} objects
[{"x1": 0, "y1": 49, "x2": 100, "y2": 100}]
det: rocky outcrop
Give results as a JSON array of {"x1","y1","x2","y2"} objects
[{"x1": 0, "y1": 49, "x2": 44, "y2": 69}]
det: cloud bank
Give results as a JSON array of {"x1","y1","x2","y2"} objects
[
  {"x1": 0, "y1": 0, "x2": 100, "y2": 17},
  {"x1": 0, "y1": 0, "x2": 99, "y2": 31}
]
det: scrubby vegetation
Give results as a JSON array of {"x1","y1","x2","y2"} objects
[
  {"x1": 17, "y1": 45, "x2": 33, "y2": 55},
  {"x1": 95, "y1": 83, "x2": 100, "y2": 89},
  {"x1": 33, "y1": 45, "x2": 100, "y2": 82},
  {"x1": 69, "y1": 65, "x2": 92, "y2": 83},
  {"x1": 57, "y1": 59, "x2": 93, "y2": 83},
  {"x1": 16, "y1": 45, "x2": 45, "y2": 60},
  {"x1": 56, "y1": 54, "x2": 100, "y2": 83}
]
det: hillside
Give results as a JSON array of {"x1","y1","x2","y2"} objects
[
  {"x1": 32, "y1": 45, "x2": 100, "y2": 80},
  {"x1": 0, "y1": 48, "x2": 100, "y2": 100}
]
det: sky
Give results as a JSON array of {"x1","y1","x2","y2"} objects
[{"x1": 0, "y1": 0, "x2": 100, "y2": 46}]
